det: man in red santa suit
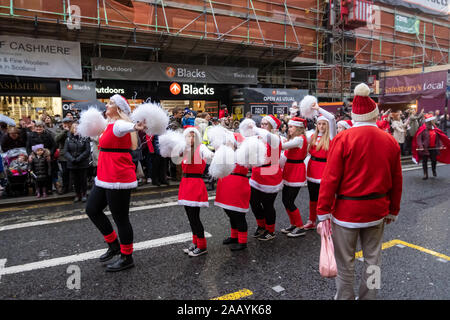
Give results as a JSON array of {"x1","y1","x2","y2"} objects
[
  {"x1": 412, "y1": 113, "x2": 450, "y2": 179},
  {"x1": 316, "y1": 83, "x2": 403, "y2": 300}
]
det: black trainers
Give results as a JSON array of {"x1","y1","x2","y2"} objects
[
  {"x1": 105, "y1": 254, "x2": 134, "y2": 272},
  {"x1": 252, "y1": 226, "x2": 266, "y2": 238},
  {"x1": 287, "y1": 227, "x2": 306, "y2": 238},
  {"x1": 183, "y1": 244, "x2": 196, "y2": 254},
  {"x1": 188, "y1": 248, "x2": 208, "y2": 257},
  {"x1": 257, "y1": 231, "x2": 276, "y2": 241},
  {"x1": 230, "y1": 243, "x2": 247, "y2": 251},
  {"x1": 281, "y1": 225, "x2": 296, "y2": 234},
  {"x1": 99, "y1": 240, "x2": 121, "y2": 263},
  {"x1": 222, "y1": 237, "x2": 238, "y2": 245}
]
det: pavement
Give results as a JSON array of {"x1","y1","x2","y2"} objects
[{"x1": 0, "y1": 162, "x2": 448, "y2": 301}]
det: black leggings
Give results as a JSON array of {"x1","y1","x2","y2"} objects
[
  {"x1": 423, "y1": 149, "x2": 437, "y2": 173},
  {"x1": 250, "y1": 187, "x2": 278, "y2": 226},
  {"x1": 307, "y1": 181, "x2": 321, "y2": 202},
  {"x1": 282, "y1": 185, "x2": 301, "y2": 211},
  {"x1": 85, "y1": 185, "x2": 133, "y2": 245},
  {"x1": 70, "y1": 168, "x2": 88, "y2": 196},
  {"x1": 185, "y1": 206, "x2": 205, "y2": 238},
  {"x1": 224, "y1": 209, "x2": 247, "y2": 232}
]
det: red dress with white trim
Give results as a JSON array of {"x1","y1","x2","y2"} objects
[
  {"x1": 283, "y1": 135, "x2": 307, "y2": 187},
  {"x1": 178, "y1": 144, "x2": 209, "y2": 207},
  {"x1": 250, "y1": 141, "x2": 283, "y2": 193},
  {"x1": 306, "y1": 136, "x2": 328, "y2": 184},
  {"x1": 95, "y1": 123, "x2": 137, "y2": 189},
  {"x1": 215, "y1": 164, "x2": 250, "y2": 213}
]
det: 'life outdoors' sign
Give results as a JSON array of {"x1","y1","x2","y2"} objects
[
  {"x1": 0, "y1": 36, "x2": 82, "y2": 79},
  {"x1": 91, "y1": 57, "x2": 258, "y2": 85},
  {"x1": 374, "y1": 0, "x2": 449, "y2": 16}
]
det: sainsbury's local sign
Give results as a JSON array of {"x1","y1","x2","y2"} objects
[{"x1": 91, "y1": 58, "x2": 258, "y2": 85}]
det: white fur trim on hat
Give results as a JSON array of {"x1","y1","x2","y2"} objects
[
  {"x1": 351, "y1": 108, "x2": 379, "y2": 122},
  {"x1": 337, "y1": 120, "x2": 351, "y2": 130},
  {"x1": 263, "y1": 115, "x2": 277, "y2": 129},
  {"x1": 110, "y1": 94, "x2": 131, "y2": 115},
  {"x1": 425, "y1": 116, "x2": 436, "y2": 122},
  {"x1": 317, "y1": 115, "x2": 329, "y2": 123},
  {"x1": 288, "y1": 119, "x2": 305, "y2": 127}
]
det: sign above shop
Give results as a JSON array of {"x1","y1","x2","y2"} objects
[
  {"x1": 60, "y1": 81, "x2": 97, "y2": 115},
  {"x1": 374, "y1": 0, "x2": 449, "y2": 16},
  {"x1": 0, "y1": 36, "x2": 81, "y2": 79},
  {"x1": 91, "y1": 58, "x2": 258, "y2": 85},
  {"x1": 0, "y1": 78, "x2": 59, "y2": 96},
  {"x1": 231, "y1": 88, "x2": 309, "y2": 116}
]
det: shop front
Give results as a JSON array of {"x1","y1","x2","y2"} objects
[
  {"x1": 379, "y1": 70, "x2": 448, "y2": 113},
  {"x1": 0, "y1": 77, "x2": 62, "y2": 122}
]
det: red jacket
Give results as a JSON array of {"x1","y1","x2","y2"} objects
[{"x1": 317, "y1": 123, "x2": 403, "y2": 228}]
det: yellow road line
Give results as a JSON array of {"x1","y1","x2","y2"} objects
[
  {"x1": 211, "y1": 289, "x2": 253, "y2": 300},
  {"x1": 355, "y1": 239, "x2": 450, "y2": 261}
]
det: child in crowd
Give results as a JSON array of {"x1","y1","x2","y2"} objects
[
  {"x1": 9, "y1": 153, "x2": 29, "y2": 175},
  {"x1": 29, "y1": 144, "x2": 51, "y2": 198}
]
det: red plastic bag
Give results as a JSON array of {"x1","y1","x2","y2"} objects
[{"x1": 317, "y1": 220, "x2": 337, "y2": 278}]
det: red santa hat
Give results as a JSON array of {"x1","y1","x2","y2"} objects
[
  {"x1": 337, "y1": 119, "x2": 353, "y2": 129},
  {"x1": 110, "y1": 94, "x2": 131, "y2": 115},
  {"x1": 262, "y1": 114, "x2": 282, "y2": 130},
  {"x1": 351, "y1": 83, "x2": 379, "y2": 122},
  {"x1": 424, "y1": 113, "x2": 436, "y2": 122},
  {"x1": 288, "y1": 117, "x2": 307, "y2": 128}
]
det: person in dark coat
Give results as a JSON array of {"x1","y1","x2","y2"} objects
[
  {"x1": 29, "y1": 144, "x2": 51, "y2": 198},
  {"x1": 1, "y1": 127, "x2": 26, "y2": 152},
  {"x1": 64, "y1": 123, "x2": 91, "y2": 202},
  {"x1": 55, "y1": 117, "x2": 74, "y2": 194}
]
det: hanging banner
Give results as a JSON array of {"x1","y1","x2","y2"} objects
[
  {"x1": 60, "y1": 81, "x2": 97, "y2": 116},
  {"x1": 0, "y1": 36, "x2": 82, "y2": 79},
  {"x1": 374, "y1": 0, "x2": 449, "y2": 16},
  {"x1": 394, "y1": 14, "x2": 420, "y2": 34},
  {"x1": 231, "y1": 88, "x2": 309, "y2": 116},
  {"x1": 91, "y1": 58, "x2": 258, "y2": 85}
]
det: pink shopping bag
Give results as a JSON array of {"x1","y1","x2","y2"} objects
[{"x1": 317, "y1": 219, "x2": 337, "y2": 278}]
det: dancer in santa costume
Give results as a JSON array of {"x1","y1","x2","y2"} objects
[
  {"x1": 179, "y1": 126, "x2": 214, "y2": 257},
  {"x1": 280, "y1": 117, "x2": 308, "y2": 238},
  {"x1": 213, "y1": 132, "x2": 251, "y2": 251},
  {"x1": 301, "y1": 96, "x2": 337, "y2": 230},
  {"x1": 84, "y1": 95, "x2": 146, "y2": 272},
  {"x1": 412, "y1": 113, "x2": 450, "y2": 179},
  {"x1": 248, "y1": 115, "x2": 283, "y2": 241},
  {"x1": 316, "y1": 83, "x2": 403, "y2": 300},
  {"x1": 337, "y1": 119, "x2": 353, "y2": 133}
]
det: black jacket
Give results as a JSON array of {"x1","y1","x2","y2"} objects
[
  {"x1": 64, "y1": 133, "x2": 91, "y2": 169},
  {"x1": 30, "y1": 155, "x2": 50, "y2": 182}
]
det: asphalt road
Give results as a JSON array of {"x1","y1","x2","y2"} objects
[{"x1": 0, "y1": 164, "x2": 449, "y2": 301}]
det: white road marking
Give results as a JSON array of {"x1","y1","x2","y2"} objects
[
  {"x1": 401, "y1": 163, "x2": 446, "y2": 172},
  {"x1": 0, "y1": 259, "x2": 6, "y2": 282},
  {"x1": 0, "y1": 196, "x2": 216, "y2": 232},
  {"x1": 0, "y1": 232, "x2": 212, "y2": 277},
  {"x1": 272, "y1": 285, "x2": 285, "y2": 293}
]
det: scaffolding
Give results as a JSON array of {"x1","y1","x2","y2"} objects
[{"x1": 0, "y1": 0, "x2": 449, "y2": 98}]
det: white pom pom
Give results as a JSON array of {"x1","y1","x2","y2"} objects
[
  {"x1": 131, "y1": 102, "x2": 169, "y2": 136},
  {"x1": 208, "y1": 145, "x2": 236, "y2": 179},
  {"x1": 354, "y1": 83, "x2": 370, "y2": 96},
  {"x1": 159, "y1": 130, "x2": 186, "y2": 160},
  {"x1": 299, "y1": 95, "x2": 318, "y2": 119},
  {"x1": 239, "y1": 118, "x2": 257, "y2": 137},
  {"x1": 207, "y1": 125, "x2": 235, "y2": 150},
  {"x1": 77, "y1": 107, "x2": 107, "y2": 138},
  {"x1": 236, "y1": 136, "x2": 267, "y2": 168}
]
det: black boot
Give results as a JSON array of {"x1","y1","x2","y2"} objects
[
  {"x1": 99, "y1": 239, "x2": 121, "y2": 263},
  {"x1": 106, "y1": 254, "x2": 134, "y2": 272},
  {"x1": 230, "y1": 243, "x2": 247, "y2": 251}
]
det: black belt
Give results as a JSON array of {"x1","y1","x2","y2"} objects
[
  {"x1": 337, "y1": 193, "x2": 387, "y2": 201},
  {"x1": 286, "y1": 159, "x2": 304, "y2": 164},
  {"x1": 183, "y1": 173, "x2": 203, "y2": 178},
  {"x1": 100, "y1": 148, "x2": 132, "y2": 153},
  {"x1": 310, "y1": 156, "x2": 327, "y2": 162},
  {"x1": 230, "y1": 173, "x2": 249, "y2": 178},
  {"x1": 259, "y1": 163, "x2": 272, "y2": 168}
]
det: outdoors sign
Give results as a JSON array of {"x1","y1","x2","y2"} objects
[
  {"x1": 0, "y1": 36, "x2": 82, "y2": 79},
  {"x1": 394, "y1": 14, "x2": 420, "y2": 34},
  {"x1": 91, "y1": 58, "x2": 258, "y2": 85}
]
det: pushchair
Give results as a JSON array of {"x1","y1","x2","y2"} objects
[{"x1": 1, "y1": 147, "x2": 31, "y2": 197}]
